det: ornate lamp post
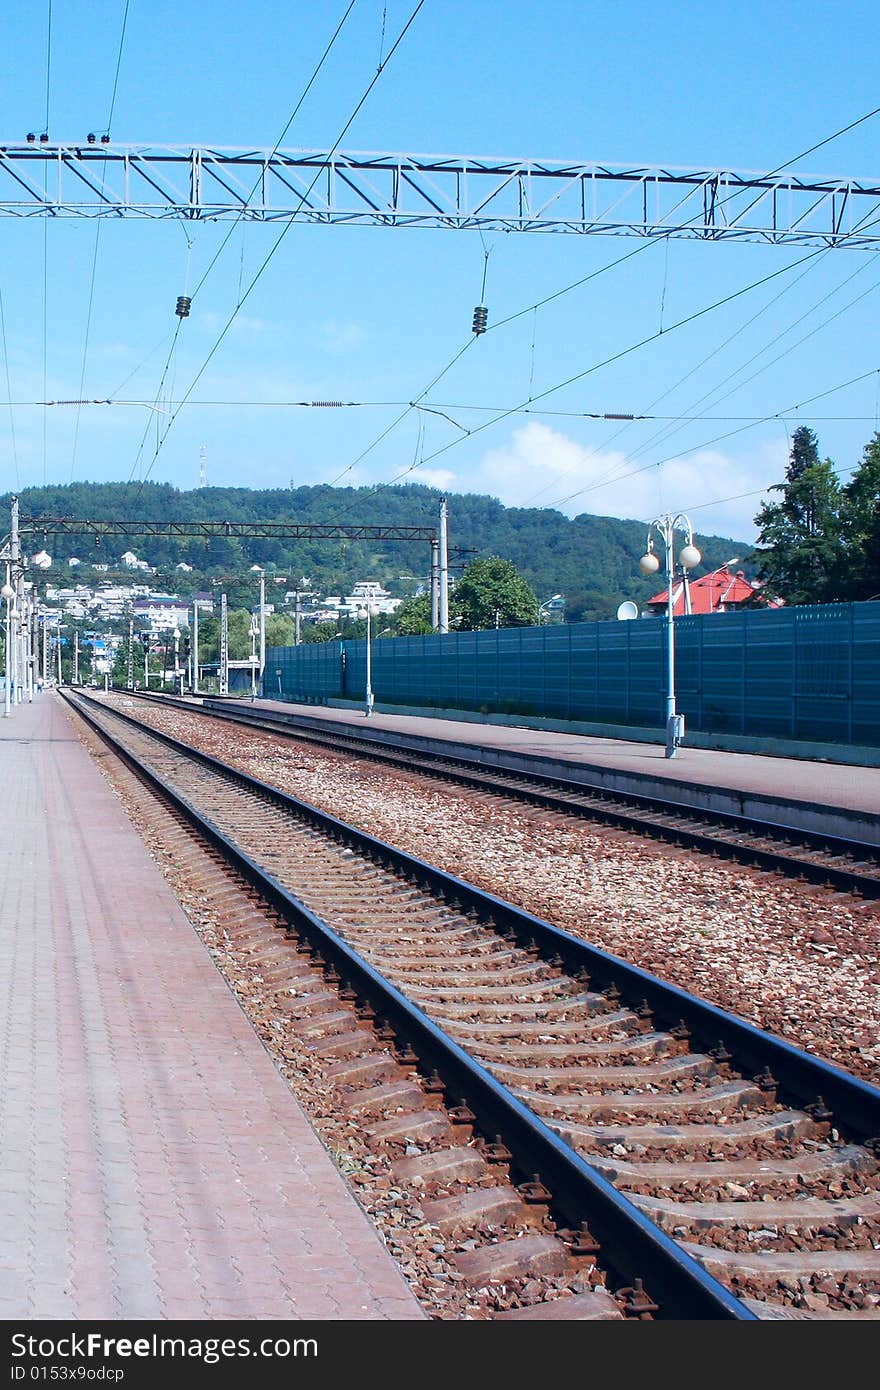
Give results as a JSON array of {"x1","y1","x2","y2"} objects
[{"x1": 639, "y1": 513, "x2": 701, "y2": 759}]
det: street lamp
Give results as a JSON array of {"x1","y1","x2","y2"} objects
[
  {"x1": 638, "y1": 513, "x2": 701, "y2": 759},
  {"x1": 2, "y1": 573, "x2": 14, "y2": 717},
  {"x1": 253, "y1": 568, "x2": 266, "y2": 696},
  {"x1": 249, "y1": 613, "x2": 259, "y2": 700},
  {"x1": 356, "y1": 605, "x2": 375, "y2": 718},
  {"x1": 538, "y1": 593, "x2": 563, "y2": 624}
]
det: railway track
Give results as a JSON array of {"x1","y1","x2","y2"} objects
[
  {"x1": 124, "y1": 690, "x2": 880, "y2": 900},
  {"x1": 64, "y1": 690, "x2": 880, "y2": 1320}
]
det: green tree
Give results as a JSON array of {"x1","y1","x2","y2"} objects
[
  {"x1": 226, "y1": 610, "x2": 252, "y2": 660},
  {"x1": 453, "y1": 556, "x2": 539, "y2": 630},
  {"x1": 111, "y1": 638, "x2": 134, "y2": 687},
  {"x1": 840, "y1": 432, "x2": 880, "y2": 601},
  {"x1": 301, "y1": 621, "x2": 341, "y2": 644},
  {"x1": 753, "y1": 426, "x2": 844, "y2": 605},
  {"x1": 394, "y1": 592, "x2": 433, "y2": 635},
  {"x1": 265, "y1": 613, "x2": 295, "y2": 647}
]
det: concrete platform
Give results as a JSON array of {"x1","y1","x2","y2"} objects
[
  {"x1": 220, "y1": 697, "x2": 880, "y2": 844},
  {"x1": 0, "y1": 694, "x2": 422, "y2": 1321}
]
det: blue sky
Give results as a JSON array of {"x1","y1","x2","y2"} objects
[{"x1": 1, "y1": 0, "x2": 878, "y2": 544}]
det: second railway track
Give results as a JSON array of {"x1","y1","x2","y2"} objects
[
  {"x1": 125, "y1": 690, "x2": 880, "y2": 900},
  {"x1": 65, "y1": 689, "x2": 880, "y2": 1320}
]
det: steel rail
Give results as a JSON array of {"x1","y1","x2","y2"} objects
[
  {"x1": 76, "y1": 689, "x2": 880, "y2": 1142},
  {"x1": 61, "y1": 688, "x2": 756, "y2": 1320}
]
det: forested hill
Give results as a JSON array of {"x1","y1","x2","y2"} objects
[{"x1": 4, "y1": 480, "x2": 748, "y2": 620}]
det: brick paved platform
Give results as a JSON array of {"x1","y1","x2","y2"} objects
[{"x1": 0, "y1": 694, "x2": 422, "y2": 1321}]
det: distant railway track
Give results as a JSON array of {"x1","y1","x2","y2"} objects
[
  {"x1": 63, "y1": 689, "x2": 880, "y2": 1320},
  {"x1": 127, "y1": 690, "x2": 880, "y2": 900}
]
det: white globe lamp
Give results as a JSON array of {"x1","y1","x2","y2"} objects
[{"x1": 679, "y1": 543, "x2": 702, "y2": 570}]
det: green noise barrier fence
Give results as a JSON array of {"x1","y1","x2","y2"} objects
[{"x1": 267, "y1": 600, "x2": 880, "y2": 748}]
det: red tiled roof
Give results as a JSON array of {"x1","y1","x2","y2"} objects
[{"x1": 647, "y1": 565, "x2": 781, "y2": 616}]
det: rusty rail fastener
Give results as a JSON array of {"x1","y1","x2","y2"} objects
[
  {"x1": 806, "y1": 1096, "x2": 834, "y2": 1122},
  {"x1": 618, "y1": 1278, "x2": 659, "y2": 1319},
  {"x1": 482, "y1": 1135, "x2": 512, "y2": 1163},
  {"x1": 449, "y1": 1102, "x2": 475, "y2": 1125},
  {"x1": 520, "y1": 1173, "x2": 552, "y2": 1205},
  {"x1": 560, "y1": 1222, "x2": 601, "y2": 1256}
]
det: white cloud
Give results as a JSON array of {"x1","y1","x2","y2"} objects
[
  {"x1": 470, "y1": 421, "x2": 787, "y2": 541},
  {"x1": 414, "y1": 467, "x2": 456, "y2": 489},
  {"x1": 198, "y1": 311, "x2": 270, "y2": 340},
  {"x1": 320, "y1": 320, "x2": 366, "y2": 354}
]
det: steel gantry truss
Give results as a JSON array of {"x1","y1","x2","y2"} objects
[
  {"x1": 1, "y1": 143, "x2": 879, "y2": 247},
  {"x1": 19, "y1": 517, "x2": 436, "y2": 542},
  {"x1": 17, "y1": 504, "x2": 453, "y2": 634}
]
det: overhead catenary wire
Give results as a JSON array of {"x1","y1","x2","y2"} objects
[
  {"x1": 105, "y1": 0, "x2": 131, "y2": 134},
  {"x1": 538, "y1": 282, "x2": 880, "y2": 516},
  {"x1": 344, "y1": 103, "x2": 880, "y2": 507},
  {"x1": 0, "y1": 287, "x2": 21, "y2": 488},
  {"x1": 11, "y1": 396, "x2": 879, "y2": 425},
  {"x1": 322, "y1": 171, "x2": 713, "y2": 495},
  {"x1": 129, "y1": 0, "x2": 426, "y2": 502},
  {"x1": 364, "y1": 248, "x2": 832, "y2": 504},
  {"x1": 517, "y1": 244, "x2": 842, "y2": 508},
  {"x1": 70, "y1": 0, "x2": 133, "y2": 481},
  {"x1": 618, "y1": 253, "x2": 880, "y2": 471},
  {"x1": 547, "y1": 365, "x2": 880, "y2": 517},
  {"x1": 122, "y1": 0, "x2": 360, "y2": 495},
  {"x1": 189, "y1": 0, "x2": 360, "y2": 306},
  {"x1": 517, "y1": 176, "x2": 880, "y2": 507},
  {"x1": 682, "y1": 463, "x2": 861, "y2": 520},
  {"x1": 40, "y1": 1, "x2": 54, "y2": 484},
  {"x1": 44, "y1": 0, "x2": 52, "y2": 133},
  {"x1": 388, "y1": 218, "x2": 879, "y2": 515}
]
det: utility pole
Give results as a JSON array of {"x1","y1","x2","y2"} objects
[
  {"x1": 24, "y1": 594, "x2": 33, "y2": 701},
  {"x1": 73, "y1": 630, "x2": 79, "y2": 684},
  {"x1": 258, "y1": 571, "x2": 266, "y2": 697},
  {"x1": 127, "y1": 616, "x2": 135, "y2": 690},
  {"x1": 27, "y1": 595, "x2": 36, "y2": 700},
  {"x1": 438, "y1": 497, "x2": 449, "y2": 635},
  {"x1": 2, "y1": 562, "x2": 12, "y2": 717},
  {"x1": 10, "y1": 497, "x2": 22, "y2": 704},
  {"x1": 21, "y1": 594, "x2": 32, "y2": 701},
  {"x1": 294, "y1": 588, "x2": 302, "y2": 645},
  {"x1": 192, "y1": 600, "x2": 200, "y2": 693},
  {"x1": 430, "y1": 539, "x2": 440, "y2": 630},
  {"x1": 219, "y1": 593, "x2": 229, "y2": 695}
]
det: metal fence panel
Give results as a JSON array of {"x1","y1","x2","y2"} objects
[{"x1": 267, "y1": 600, "x2": 880, "y2": 748}]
